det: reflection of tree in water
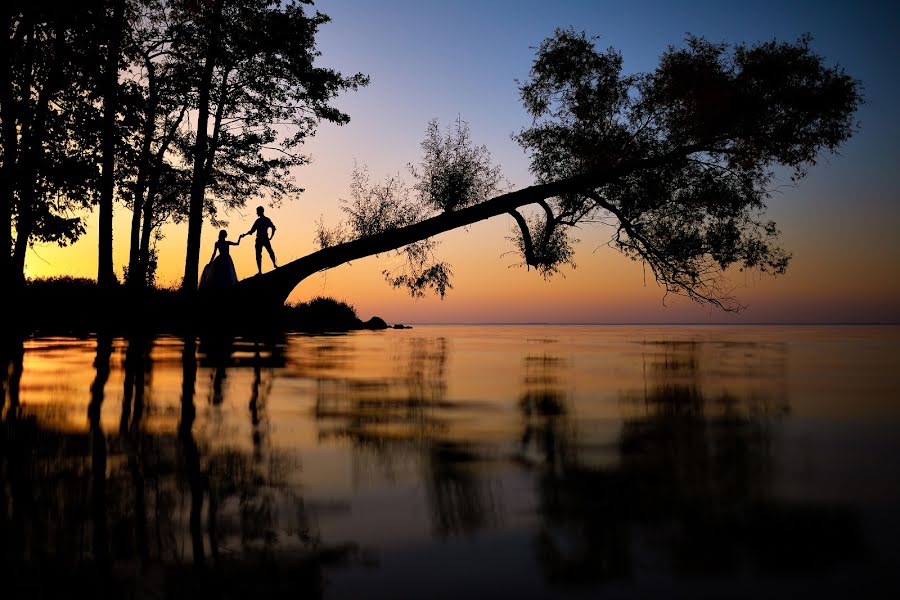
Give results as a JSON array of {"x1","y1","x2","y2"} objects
[
  {"x1": 523, "y1": 340, "x2": 862, "y2": 585},
  {"x1": 314, "y1": 337, "x2": 449, "y2": 449},
  {"x1": 311, "y1": 336, "x2": 498, "y2": 537},
  {"x1": 519, "y1": 353, "x2": 575, "y2": 473},
  {"x1": 1, "y1": 336, "x2": 27, "y2": 565},
  {"x1": 0, "y1": 335, "x2": 344, "y2": 596}
]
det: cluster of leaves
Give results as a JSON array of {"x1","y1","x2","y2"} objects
[
  {"x1": 316, "y1": 119, "x2": 503, "y2": 297},
  {"x1": 382, "y1": 238, "x2": 453, "y2": 299},
  {"x1": 314, "y1": 164, "x2": 420, "y2": 247},
  {"x1": 343, "y1": 165, "x2": 424, "y2": 237},
  {"x1": 412, "y1": 117, "x2": 506, "y2": 212},
  {"x1": 511, "y1": 28, "x2": 860, "y2": 309},
  {"x1": 170, "y1": 0, "x2": 367, "y2": 218},
  {"x1": 507, "y1": 204, "x2": 577, "y2": 279},
  {"x1": 3, "y1": 5, "x2": 107, "y2": 268}
]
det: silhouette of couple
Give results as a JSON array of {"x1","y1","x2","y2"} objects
[{"x1": 199, "y1": 206, "x2": 277, "y2": 290}]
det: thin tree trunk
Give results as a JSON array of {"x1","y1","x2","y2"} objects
[
  {"x1": 137, "y1": 188, "x2": 156, "y2": 283},
  {"x1": 182, "y1": 0, "x2": 224, "y2": 293},
  {"x1": 128, "y1": 58, "x2": 157, "y2": 287},
  {"x1": 0, "y1": 10, "x2": 17, "y2": 285},
  {"x1": 99, "y1": 0, "x2": 124, "y2": 288},
  {"x1": 12, "y1": 19, "x2": 40, "y2": 284},
  {"x1": 202, "y1": 66, "x2": 230, "y2": 185},
  {"x1": 137, "y1": 103, "x2": 188, "y2": 285}
]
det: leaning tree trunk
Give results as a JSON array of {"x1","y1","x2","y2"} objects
[{"x1": 234, "y1": 145, "x2": 701, "y2": 309}]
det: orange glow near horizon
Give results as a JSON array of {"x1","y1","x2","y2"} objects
[
  {"x1": 22, "y1": 176, "x2": 900, "y2": 324},
  {"x1": 19, "y1": 0, "x2": 900, "y2": 324}
]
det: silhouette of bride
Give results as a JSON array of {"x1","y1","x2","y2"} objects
[{"x1": 199, "y1": 230, "x2": 241, "y2": 289}]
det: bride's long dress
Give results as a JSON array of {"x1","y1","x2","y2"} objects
[{"x1": 199, "y1": 241, "x2": 239, "y2": 289}]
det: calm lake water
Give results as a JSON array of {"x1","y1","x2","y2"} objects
[{"x1": 2, "y1": 325, "x2": 899, "y2": 598}]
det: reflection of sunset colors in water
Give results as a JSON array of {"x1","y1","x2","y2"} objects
[{"x1": 2, "y1": 326, "x2": 899, "y2": 597}]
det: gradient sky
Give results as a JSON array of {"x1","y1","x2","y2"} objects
[{"x1": 25, "y1": 0, "x2": 900, "y2": 323}]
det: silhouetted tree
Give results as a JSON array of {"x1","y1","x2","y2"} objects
[
  {"x1": 98, "y1": 0, "x2": 126, "y2": 288},
  {"x1": 123, "y1": 0, "x2": 194, "y2": 288},
  {"x1": 257, "y1": 30, "x2": 861, "y2": 310},
  {"x1": 178, "y1": 0, "x2": 368, "y2": 292},
  {"x1": 2, "y1": 1, "x2": 366, "y2": 291},
  {"x1": 1, "y1": 5, "x2": 105, "y2": 286}
]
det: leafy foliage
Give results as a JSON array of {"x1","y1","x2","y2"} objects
[
  {"x1": 382, "y1": 238, "x2": 453, "y2": 299},
  {"x1": 173, "y1": 0, "x2": 369, "y2": 217},
  {"x1": 512, "y1": 28, "x2": 860, "y2": 309},
  {"x1": 4, "y1": 6, "x2": 106, "y2": 267},
  {"x1": 412, "y1": 117, "x2": 506, "y2": 212},
  {"x1": 311, "y1": 29, "x2": 859, "y2": 310},
  {"x1": 507, "y1": 207, "x2": 577, "y2": 279},
  {"x1": 343, "y1": 164, "x2": 424, "y2": 237},
  {"x1": 286, "y1": 296, "x2": 361, "y2": 331},
  {"x1": 316, "y1": 119, "x2": 504, "y2": 297}
]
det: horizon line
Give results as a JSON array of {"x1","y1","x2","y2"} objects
[{"x1": 397, "y1": 321, "x2": 900, "y2": 326}]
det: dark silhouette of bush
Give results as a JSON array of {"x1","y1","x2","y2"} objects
[{"x1": 285, "y1": 296, "x2": 364, "y2": 332}]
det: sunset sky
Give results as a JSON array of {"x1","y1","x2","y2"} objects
[{"x1": 25, "y1": 0, "x2": 900, "y2": 323}]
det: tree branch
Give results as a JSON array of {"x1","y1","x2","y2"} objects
[
  {"x1": 238, "y1": 143, "x2": 711, "y2": 302},
  {"x1": 508, "y1": 209, "x2": 536, "y2": 268}
]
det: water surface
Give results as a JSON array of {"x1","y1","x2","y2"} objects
[{"x1": 2, "y1": 325, "x2": 899, "y2": 597}]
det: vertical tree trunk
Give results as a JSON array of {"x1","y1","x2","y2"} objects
[
  {"x1": 12, "y1": 19, "x2": 39, "y2": 285},
  {"x1": 127, "y1": 59, "x2": 157, "y2": 288},
  {"x1": 137, "y1": 186, "x2": 156, "y2": 284},
  {"x1": 0, "y1": 10, "x2": 16, "y2": 286},
  {"x1": 202, "y1": 66, "x2": 230, "y2": 184},
  {"x1": 89, "y1": 335, "x2": 113, "y2": 565},
  {"x1": 182, "y1": 0, "x2": 224, "y2": 292},
  {"x1": 98, "y1": 0, "x2": 124, "y2": 288},
  {"x1": 137, "y1": 103, "x2": 187, "y2": 285}
]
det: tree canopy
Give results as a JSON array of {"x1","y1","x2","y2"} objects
[
  {"x1": 283, "y1": 29, "x2": 860, "y2": 311},
  {"x1": 1, "y1": 0, "x2": 367, "y2": 290}
]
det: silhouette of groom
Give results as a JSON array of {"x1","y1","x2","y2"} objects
[{"x1": 241, "y1": 206, "x2": 278, "y2": 274}]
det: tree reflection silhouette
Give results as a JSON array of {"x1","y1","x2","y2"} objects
[
  {"x1": 179, "y1": 337, "x2": 206, "y2": 565},
  {"x1": 0, "y1": 333, "x2": 872, "y2": 594},
  {"x1": 0, "y1": 335, "x2": 347, "y2": 596},
  {"x1": 523, "y1": 340, "x2": 862, "y2": 585},
  {"x1": 89, "y1": 335, "x2": 112, "y2": 566},
  {"x1": 1, "y1": 337, "x2": 26, "y2": 566},
  {"x1": 310, "y1": 336, "x2": 499, "y2": 537},
  {"x1": 121, "y1": 335, "x2": 153, "y2": 562}
]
